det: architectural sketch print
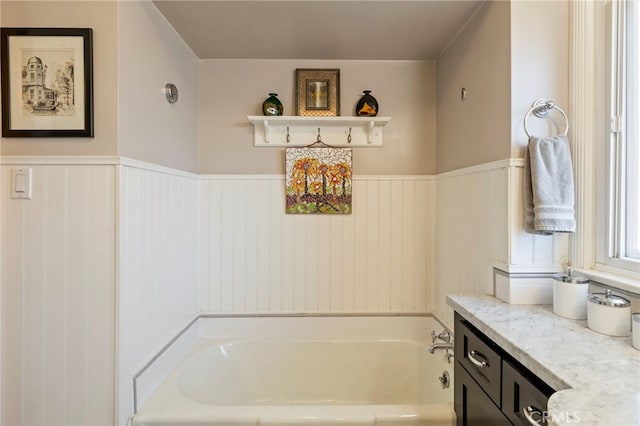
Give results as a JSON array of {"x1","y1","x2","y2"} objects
[{"x1": 21, "y1": 49, "x2": 75, "y2": 116}]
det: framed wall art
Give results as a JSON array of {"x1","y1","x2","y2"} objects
[
  {"x1": 295, "y1": 68, "x2": 340, "y2": 117},
  {"x1": 1, "y1": 28, "x2": 94, "y2": 137},
  {"x1": 285, "y1": 146, "x2": 352, "y2": 214}
]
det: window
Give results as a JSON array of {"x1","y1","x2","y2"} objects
[{"x1": 606, "y1": 0, "x2": 640, "y2": 272}]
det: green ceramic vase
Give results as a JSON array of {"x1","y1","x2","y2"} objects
[{"x1": 262, "y1": 93, "x2": 284, "y2": 116}]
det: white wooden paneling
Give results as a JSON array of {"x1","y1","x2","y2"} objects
[
  {"x1": 200, "y1": 175, "x2": 435, "y2": 314},
  {"x1": 434, "y1": 160, "x2": 569, "y2": 329},
  {"x1": 568, "y1": 0, "x2": 598, "y2": 269},
  {"x1": 435, "y1": 164, "x2": 510, "y2": 327},
  {"x1": 508, "y1": 165, "x2": 569, "y2": 271},
  {"x1": 0, "y1": 164, "x2": 116, "y2": 426},
  {"x1": 0, "y1": 157, "x2": 571, "y2": 425},
  {"x1": 118, "y1": 164, "x2": 200, "y2": 425}
]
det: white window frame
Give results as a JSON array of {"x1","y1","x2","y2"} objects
[
  {"x1": 569, "y1": 0, "x2": 639, "y2": 293},
  {"x1": 605, "y1": 0, "x2": 639, "y2": 271}
]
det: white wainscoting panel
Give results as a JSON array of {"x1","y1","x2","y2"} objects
[
  {"x1": 434, "y1": 160, "x2": 569, "y2": 329},
  {"x1": 200, "y1": 175, "x2": 435, "y2": 314},
  {"x1": 0, "y1": 157, "x2": 571, "y2": 425},
  {"x1": 507, "y1": 164, "x2": 569, "y2": 271},
  {"x1": 118, "y1": 163, "x2": 200, "y2": 425},
  {"x1": 1, "y1": 163, "x2": 116, "y2": 426},
  {"x1": 434, "y1": 163, "x2": 509, "y2": 328}
]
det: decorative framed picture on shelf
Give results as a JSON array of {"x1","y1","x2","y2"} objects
[
  {"x1": 1, "y1": 28, "x2": 94, "y2": 137},
  {"x1": 295, "y1": 68, "x2": 340, "y2": 117}
]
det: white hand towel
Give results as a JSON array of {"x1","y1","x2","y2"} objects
[
  {"x1": 524, "y1": 145, "x2": 552, "y2": 235},
  {"x1": 524, "y1": 135, "x2": 576, "y2": 234}
]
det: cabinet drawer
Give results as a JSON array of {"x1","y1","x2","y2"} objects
[
  {"x1": 454, "y1": 361, "x2": 512, "y2": 426},
  {"x1": 502, "y1": 359, "x2": 555, "y2": 425},
  {"x1": 454, "y1": 313, "x2": 503, "y2": 407}
]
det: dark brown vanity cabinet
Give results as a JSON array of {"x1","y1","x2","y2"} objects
[
  {"x1": 455, "y1": 360, "x2": 512, "y2": 425},
  {"x1": 454, "y1": 313, "x2": 556, "y2": 426},
  {"x1": 502, "y1": 359, "x2": 556, "y2": 425}
]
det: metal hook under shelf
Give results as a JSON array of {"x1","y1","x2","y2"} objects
[
  {"x1": 247, "y1": 115, "x2": 390, "y2": 146},
  {"x1": 305, "y1": 127, "x2": 335, "y2": 148}
]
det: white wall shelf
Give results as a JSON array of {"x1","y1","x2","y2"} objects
[{"x1": 247, "y1": 116, "x2": 391, "y2": 147}]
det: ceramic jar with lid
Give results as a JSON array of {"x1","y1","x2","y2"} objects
[
  {"x1": 587, "y1": 289, "x2": 631, "y2": 336},
  {"x1": 553, "y1": 269, "x2": 590, "y2": 320}
]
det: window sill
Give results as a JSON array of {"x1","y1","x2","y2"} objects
[{"x1": 572, "y1": 267, "x2": 640, "y2": 295}]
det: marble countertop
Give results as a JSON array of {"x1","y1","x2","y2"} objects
[{"x1": 447, "y1": 294, "x2": 640, "y2": 426}]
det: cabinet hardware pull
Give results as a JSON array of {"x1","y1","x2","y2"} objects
[
  {"x1": 467, "y1": 350, "x2": 489, "y2": 368},
  {"x1": 522, "y1": 405, "x2": 543, "y2": 425}
]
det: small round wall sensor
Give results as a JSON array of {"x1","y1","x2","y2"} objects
[{"x1": 164, "y1": 83, "x2": 179, "y2": 103}]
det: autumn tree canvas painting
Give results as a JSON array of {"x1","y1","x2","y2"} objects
[{"x1": 285, "y1": 147, "x2": 352, "y2": 214}]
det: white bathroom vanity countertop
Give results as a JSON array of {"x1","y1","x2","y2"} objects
[{"x1": 447, "y1": 294, "x2": 640, "y2": 426}]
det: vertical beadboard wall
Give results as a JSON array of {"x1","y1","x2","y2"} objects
[
  {"x1": 434, "y1": 160, "x2": 569, "y2": 328},
  {"x1": 0, "y1": 158, "x2": 569, "y2": 425},
  {"x1": 434, "y1": 162, "x2": 509, "y2": 328},
  {"x1": 118, "y1": 162, "x2": 200, "y2": 425},
  {"x1": 0, "y1": 162, "x2": 116, "y2": 426},
  {"x1": 507, "y1": 164, "x2": 569, "y2": 271},
  {"x1": 199, "y1": 176, "x2": 435, "y2": 314}
]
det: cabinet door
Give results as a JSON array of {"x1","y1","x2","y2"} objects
[
  {"x1": 455, "y1": 361, "x2": 512, "y2": 426},
  {"x1": 455, "y1": 313, "x2": 503, "y2": 406},
  {"x1": 502, "y1": 359, "x2": 554, "y2": 425}
]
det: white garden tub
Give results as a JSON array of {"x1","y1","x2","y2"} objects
[{"x1": 132, "y1": 315, "x2": 455, "y2": 426}]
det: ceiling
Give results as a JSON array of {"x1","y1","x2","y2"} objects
[{"x1": 152, "y1": 1, "x2": 483, "y2": 60}]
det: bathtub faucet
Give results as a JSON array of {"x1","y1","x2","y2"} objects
[
  {"x1": 430, "y1": 329, "x2": 454, "y2": 363},
  {"x1": 429, "y1": 342, "x2": 454, "y2": 364},
  {"x1": 431, "y1": 329, "x2": 452, "y2": 344},
  {"x1": 428, "y1": 342, "x2": 453, "y2": 354}
]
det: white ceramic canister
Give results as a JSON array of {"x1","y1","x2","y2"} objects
[
  {"x1": 553, "y1": 269, "x2": 590, "y2": 320},
  {"x1": 587, "y1": 289, "x2": 631, "y2": 336},
  {"x1": 633, "y1": 314, "x2": 640, "y2": 350}
]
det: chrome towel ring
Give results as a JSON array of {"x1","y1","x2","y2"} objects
[{"x1": 523, "y1": 99, "x2": 569, "y2": 138}]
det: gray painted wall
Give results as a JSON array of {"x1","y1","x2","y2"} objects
[
  {"x1": 1, "y1": 1, "x2": 119, "y2": 157},
  {"x1": 198, "y1": 59, "x2": 436, "y2": 175},
  {"x1": 436, "y1": 1, "x2": 512, "y2": 174},
  {"x1": 118, "y1": 1, "x2": 200, "y2": 173}
]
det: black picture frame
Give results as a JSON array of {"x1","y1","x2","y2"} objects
[{"x1": 1, "y1": 28, "x2": 94, "y2": 137}]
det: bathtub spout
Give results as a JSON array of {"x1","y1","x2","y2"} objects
[{"x1": 428, "y1": 342, "x2": 453, "y2": 354}]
